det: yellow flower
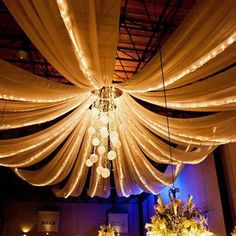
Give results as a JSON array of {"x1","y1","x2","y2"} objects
[
  {"x1": 159, "y1": 221, "x2": 166, "y2": 230},
  {"x1": 172, "y1": 199, "x2": 181, "y2": 215},
  {"x1": 187, "y1": 195, "x2": 195, "y2": 209},
  {"x1": 183, "y1": 219, "x2": 192, "y2": 228},
  {"x1": 157, "y1": 196, "x2": 164, "y2": 207},
  {"x1": 155, "y1": 196, "x2": 165, "y2": 214},
  {"x1": 155, "y1": 204, "x2": 165, "y2": 214}
]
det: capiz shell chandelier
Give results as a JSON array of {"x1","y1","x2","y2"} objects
[{"x1": 86, "y1": 86, "x2": 122, "y2": 178}]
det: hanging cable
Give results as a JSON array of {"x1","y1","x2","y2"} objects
[{"x1": 158, "y1": 47, "x2": 179, "y2": 198}]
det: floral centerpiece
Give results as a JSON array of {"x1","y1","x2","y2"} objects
[
  {"x1": 145, "y1": 195, "x2": 214, "y2": 236},
  {"x1": 231, "y1": 226, "x2": 236, "y2": 236},
  {"x1": 98, "y1": 224, "x2": 118, "y2": 236}
]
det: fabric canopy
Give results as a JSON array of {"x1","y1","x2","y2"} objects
[{"x1": 1, "y1": 0, "x2": 236, "y2": 198}]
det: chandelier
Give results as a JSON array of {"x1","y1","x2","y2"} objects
[{"x1": 85, "y1": 86, "x2": 122, "y2": 178}]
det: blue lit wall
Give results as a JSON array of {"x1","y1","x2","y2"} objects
[{"x1": 141, "y1": 155, "x2": 226, "y2": 236}]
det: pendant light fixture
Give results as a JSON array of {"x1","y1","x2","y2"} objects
[{"x1": 86, "y1": 86, "x2": 122, "y2": 179}]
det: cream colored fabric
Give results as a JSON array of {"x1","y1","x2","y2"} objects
[
  {"x1": 3, "y1": 0, "x2": 120, "y2": 88},
  {"x1": 132, "y1": 56, "x2": 236, "y2": 111},
  {"x1": 1, "y1": 94, "x2": 91, "y2": 130},
  {"x1": 117, "y1": 0, "x2": 236, "y2": 92},
  {"x1": 0, "y1": 59, "x2": 84, "y2": 102},
  {"x1": 1, "y1": 0, "x2": 236, "y2": 198}
]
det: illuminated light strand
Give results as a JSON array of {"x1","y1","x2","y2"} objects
[
  {"x1": 0, "y1": 123, "x2": 75, "y2": 167},
  {"x1": 135, "y1": 95, "x2": 236, "y2": 109},
  {"x1": 125, "y1": 127, "x2": 172, "y2": 187},
  {"x1": 0, "y1": 94, "x2": 90, "y2": 130},
  {"x1": 127, "y1": 120, "x2": 171, "y2": 185},
  {"x1": 135, "y1": 109, "x2": 228, "y2": 144},
  {"x1": 117, "y1": 108, "x2": 214, "y2": 165},
  {"x1": 116, "y1": 121, "x2": 139, "y2": 196},
  {"x1": 0, "y1": 93, "x2": 79, "y2": 103},
  {"x1": 116, "y1": 116, "x2": 143, "y2": 195},
  {"x1": 117, "y1": 162, "x2": 132, "y2": 197},
  {"x1": 120, "y1": 96, "x2": 219, "y2": 145},
  {"x1": 65, "y1": 132, "x2": 92, "y2": 197},
  {"x1": 0, "y1": 110, "x2": 81, "y2": 158},
  {"x1": 123, "y1": 96, "x2": 233, "y2": 144},
  {"x1": 125, "y1": 32, "x2": 236, "y2": 93},
  {"x1": 15, "y1": 112, "x2": 90, "y2": 186},
  {"x1": 0, "y1": 95, "x2": 84, "y2": 113},
  {"x1": 18, "y1": 115, "x2": 90, "y2": 185},
  {"x1": 117, "y1": 107, "x2": 173, "y2": 162},
  {"x1": 113, "y1": 156, "x2": 130, "y2": 198},
  {"x1": 118, "y1": 106, "x2": 213, "y2": 163},
  {"x1": 114, "y1": 120, "x2": 131, "y2": 197},
  {"x1": 56, "y1": 0, "x2": 98, "y2": 89},
  {"x1": 137, "y1": 110, "x2": 236, "y2": 144},
  {"x1": 0, "y1": 97, "x2": 95, "y2": 158},
  {"x1": 117, "y1": 116, "x2": 143, "y2": 194},
  {"x1": 118, "y1": 118, "x2": 156, "y2": 194}
]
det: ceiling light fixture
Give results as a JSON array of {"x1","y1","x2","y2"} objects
[{"x1": 86, "y1": 86, "x2": 122, "y2": 178}]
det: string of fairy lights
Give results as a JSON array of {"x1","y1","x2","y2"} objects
[
  {"x1": 56, "y1": 0, "x2": 100, "y2": 89},
  {"x1": 123, "y1": 32, "x2": 236, "y2": 93}
]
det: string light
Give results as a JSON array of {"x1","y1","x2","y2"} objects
[
  {"x1": 124, "y1": 32, "x2": 236, "y2": 93},
  {"x1": 56, "y1": 0, "x2": 99, "y2": 89},
  {"x1": 0, "y1": 93, "x2": 79, "y2": 103},
  {"x1": 0, "y1": 97, "x2": 95, "y2": 158},
  {"x1": 65, "y1": 136, "x2": 92, "y2": 197},
  {"x1": 0, "y1": 94, "x2": 90, "y2": 130},
  {"x1": 135, "y1": 95, "x2": 236, "y2": 109},
  {"x1": 119, "y1": 127, "x2": 157, "y2": 194},
  {"x1": 15, "y1": 112, "x2": 91, "y2": 186},
  {"x1": 117, "y1": 107, "x2": 213, "y2": 165},
  {"x1": 122, "y1": 95, "x2": 234, "y2": 145}
]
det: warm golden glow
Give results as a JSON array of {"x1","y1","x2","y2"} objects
[{"x1": 20, "y1": 225, "x2": 32, "y2": 233}]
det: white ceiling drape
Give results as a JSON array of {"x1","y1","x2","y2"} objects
[{"x1": 1, "y1": 0, "x2": 236, "y2": 198}]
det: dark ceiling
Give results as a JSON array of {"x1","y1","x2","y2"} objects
[{"x1": 0, "y1": 0, "x2": 196, "y2": 200}]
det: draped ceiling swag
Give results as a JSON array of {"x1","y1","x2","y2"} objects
[{"x1": 0, "y1": 0, "x2": 236, "y2": 198}]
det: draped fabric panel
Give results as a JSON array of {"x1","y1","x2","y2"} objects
[
  {"x1": 121, "y1": 95, "x2": 236, "y2": 145},
  {"x1": 1, "y1": 0, "x2": 236, "y2": 198},
  {"x1": 3, "y1": 0, "x2": 91, "y2": 89},
  {"x1": 1, "y1": 94, "x2": 90, "y2": 130},
  {"x1": 0, "y1": 59, "x2": 84, "y2": 102},
  {"x1": 3, "y1": 0, "x2": 120, "y2": 88},
  {"x1": 132, "y1": 60, "x2": 236, "y2": 111},
  {"x1": 53, "y1": 132, "x2": 92, "y2": 197},
  {"x1": 117, "y1": 0, "x2": 236, "y2": 92},
  {"x1": 58, "y1": 0, "x2": 120, "y2": 86},
  {"x1": 116, "y1": 105, "x2": 216, "y2": 164}
]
